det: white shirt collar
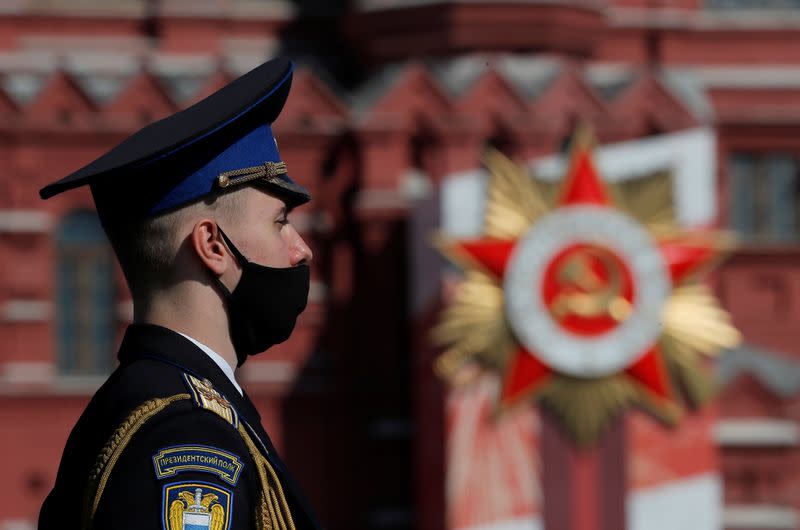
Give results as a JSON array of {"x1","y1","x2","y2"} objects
[{"x1": 177, "y1": 331, "x2": 243, "y2": 396}]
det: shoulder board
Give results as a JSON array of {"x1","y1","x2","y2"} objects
[{"x1": 182, "y1": 373, "x2": 240, "y2": 429}]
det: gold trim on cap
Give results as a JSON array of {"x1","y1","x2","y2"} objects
[{"x1": 217, "y1": 161, "x2": 287, "y2": 189}]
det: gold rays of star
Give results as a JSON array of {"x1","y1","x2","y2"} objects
[
  {"x1": 433, "y1": 270, "x2": 513, "y2": 378},
  {"x1": 434, "y1": 148, "x2": 740, "y2": 443},
  {"x1": 482, "y1": 148, "x2": 551, "y2": 239}
]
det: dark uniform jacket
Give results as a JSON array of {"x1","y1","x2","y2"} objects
[{"x1": 39, "y1": 323, "x2": 322, "y2": 530}]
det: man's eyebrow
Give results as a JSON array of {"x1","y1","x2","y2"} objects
[{"x1": 275, "y1": 205, "x2": 294, "y2": 218}]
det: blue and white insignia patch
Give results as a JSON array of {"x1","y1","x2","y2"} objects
[
  {"x1": 153, "y1": 445, "x2": 244, "y2": 486},
  {"x1": 162, "y1": 481, "x2": 232, "y2": 530}
]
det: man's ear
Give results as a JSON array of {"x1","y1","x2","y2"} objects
[{"x1": 191, "y1": 219, "x2": 229, "y2": 276}]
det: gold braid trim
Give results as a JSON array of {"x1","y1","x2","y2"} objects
[
  {"x1": 82, "y1": 391, "x2": 296, "y2": 530},
  {"x1": 237, "y1": 423, "x2": 296, "y2": 530},
  {"x1": 83, "y1": 393, "x2": 191, "y2": 528},
  {"x1": 217, "y1": 162, "x2": 288, "y2": 189}
]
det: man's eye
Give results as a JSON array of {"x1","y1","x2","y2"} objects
[{"x1": 276, "y1": 217, "x2": 290, "y2": 226}]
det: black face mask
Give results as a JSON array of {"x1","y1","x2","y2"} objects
[{"x1": 213, "y1": 226, "x2": 310, "y2": 366}]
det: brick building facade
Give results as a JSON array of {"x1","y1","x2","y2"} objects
[{"x1": 0, "y1": 1, "x2": 799, "y2": 529}]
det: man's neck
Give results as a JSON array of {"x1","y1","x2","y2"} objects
[
  {"x1": 135, "y1": 293, "x2": 238, "y2": 372},
  {"x1": 176, "y1": 331, "x2": 243, "y2": 395}
]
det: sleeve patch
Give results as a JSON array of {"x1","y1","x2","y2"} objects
[
  {"x1": 162, "y1": 480, "x2": 233, "y2": 530},
  {"x1": 153, "y1": 445, "x2": 244, "y2": 486}
]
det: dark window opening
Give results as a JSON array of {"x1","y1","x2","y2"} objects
[
  {"x1": 56, "y1": 210, "x2": 115, "y2": 375},
  {"x1": 729, "y1": 153, "x2": 800, "y2": 243}
]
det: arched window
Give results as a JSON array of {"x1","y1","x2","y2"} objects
[{"x1": 56, "y1": 210, "x2": 114, "y2": 375}]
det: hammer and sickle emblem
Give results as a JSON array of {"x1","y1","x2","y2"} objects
[{"x1": 548, "y1": 247, "x2": 632, "y2": 323}]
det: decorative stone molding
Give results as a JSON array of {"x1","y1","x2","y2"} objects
[
  {"x1": 0, "y1": 210, "x2": 52, "y2": 233},
  {"x1": 1, "y1": 300, "x2": 52, "y2": 322},
  {"x1": 0, "y1": 361, "x2": 53, "y2": 386},
  {"x1": 723, "y1": 505, "x2": 798, "y2": 529},
  {"x1": 347, "y1": 1, "x2": 606, "y2": 62},
  {"x1": 242, "y1": 360, "x2": 297, "y2": 384},
  {"x1": 308, "y1": 280, "x2": 328, "y2": 304},
  {"x1": 715, "y1": 419, "x2": 799, "y2": 446}
]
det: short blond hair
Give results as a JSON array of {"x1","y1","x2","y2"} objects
[{"x1": 101, "y1": 190, "x2": 244, "y2": 299}]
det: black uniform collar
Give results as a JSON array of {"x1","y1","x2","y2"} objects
[
  {"x1": 117, "y1": 323, "x2": 261, "y2": 423},
  {"x1": 117, "y1": 323, "x2": 322, "y2": 530}
]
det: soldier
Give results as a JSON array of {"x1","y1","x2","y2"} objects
[{"x1": 37, "y1": 57, "x2": 321, "y2": 530}]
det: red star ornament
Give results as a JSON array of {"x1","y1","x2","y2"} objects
[{"x1": 444, "y1": 138, "x2": 725, "y2": 421}]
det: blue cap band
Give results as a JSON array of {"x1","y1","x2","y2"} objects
[{"x1": 149, "y1": 123, "x2": 282, "y2": 214}]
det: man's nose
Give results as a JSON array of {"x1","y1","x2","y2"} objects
[{"x1": 284, "y1": 224, "x2": 313, "y2": 266}]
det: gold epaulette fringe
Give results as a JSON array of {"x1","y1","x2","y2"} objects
[
  {"x1": 237, "y1": 423, "x2": 296, "y2": 530},
  {"x1": 82, "y1": 389, "x2": 296, "y2": 530},
  {"x1": 183, "y1": 373, "x2": 239, "y2": 428}
]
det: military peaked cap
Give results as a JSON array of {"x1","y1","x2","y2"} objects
[{"x1": 39, "y1": 56, "x2": 310, "y2": 217}]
